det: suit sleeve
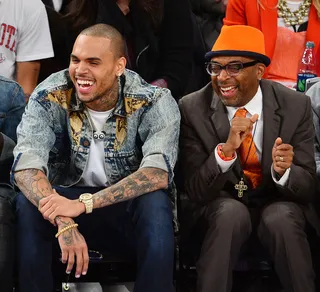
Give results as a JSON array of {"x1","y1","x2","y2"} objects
[
  {"x1": 179, "y1": 99, "x2": 233, "y2": 203},
  {"x1": 276, "y1": 97, "x2": 317, "y2": 203},
  {"x1": 223, "y1": 0, "x2": 247, "y2": 25}
]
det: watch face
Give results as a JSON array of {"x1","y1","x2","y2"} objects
[{"x1": 80, "y1": 193, "x2": 92, "y2": 200}]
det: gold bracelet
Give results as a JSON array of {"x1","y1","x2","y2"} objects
[{"x1": 55, "y1": 223, "x2": 79, "y2": 238}]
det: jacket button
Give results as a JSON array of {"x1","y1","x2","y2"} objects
[{"x1": 83, "y1": 140, "x2": 90, "y2": 147}]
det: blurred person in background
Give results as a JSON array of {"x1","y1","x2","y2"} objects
[
  {"x1": 0, "y1": 76, "x2": 25, "y2": 291},
  {"x1": 224, "y1": 0, "x2": 320, "y2": 88},
  {"x1": 60, "y1": 0, "x2": 194, "y2": 99},
  {"x1": 0, "y1": 0, "x2": 54, "y2": 101}
]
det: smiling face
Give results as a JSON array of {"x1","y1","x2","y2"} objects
[
  {"x1": 211, "y1": 56, "x2": 266, "y2": 107},
  {"x1": 69, "y1": 34, "x2": 126, "y2": 111}
]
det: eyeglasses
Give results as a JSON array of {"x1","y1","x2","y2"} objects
[{"x1": 205, "y1": 60, "x2": 259, "y2": 77}]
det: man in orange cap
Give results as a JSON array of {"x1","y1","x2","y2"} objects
[{"x1": 179, "y1": 25, "x2": 318, "y2": 292}]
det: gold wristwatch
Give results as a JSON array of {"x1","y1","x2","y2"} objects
[{"x1": 79, "y1": 193, "x2": 93, "y2": 214}]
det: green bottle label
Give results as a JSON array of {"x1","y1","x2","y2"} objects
[{"x1": 297, "y1": 73, "x2": 317, "y2": 92}]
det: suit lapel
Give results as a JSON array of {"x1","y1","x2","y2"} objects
[
  {"x1": 210, "y1": 93, "x2": 230, "y2": 143},
  {"x1": 260, "y1": 80, "x2": 282, "y2": 179}
]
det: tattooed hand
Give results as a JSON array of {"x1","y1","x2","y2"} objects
[
  {"x1": 39, "y1": 190, "x2": 85, "y2": 222},
  {"x1": 56, "y1": 217, "x2": 89, "y2": 278}
]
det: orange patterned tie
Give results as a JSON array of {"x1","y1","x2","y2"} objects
[{"x1": 234, "y1": 108, "x2": 262, "y2": 189}]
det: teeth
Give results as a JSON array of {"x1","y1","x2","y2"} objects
[
  {"x1": 77, "y1": 79, "x2": 94, "y2": 86},
  {"x1": 221, "y1": 86, "x2": 235, "y2": 91}
]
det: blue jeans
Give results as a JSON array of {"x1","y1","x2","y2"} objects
[
  {"x1": 0, "y1": 186, "x2": 15, "y2": 292},
  {"x1": 15, "y1": 187, "x2": 174, "y2": 292}
]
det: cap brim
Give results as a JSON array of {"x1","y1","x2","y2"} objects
[{"x1": 205, "y1": 50, "x2": 271, "y2": 67}]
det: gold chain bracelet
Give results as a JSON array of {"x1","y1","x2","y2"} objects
[{"x1": 55, "y1": 223, "x2": 79, "y2": 238}]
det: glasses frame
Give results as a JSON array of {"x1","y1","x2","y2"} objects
[{"x1": 205, "y1": 60, "x2": 260, "y2": 77}]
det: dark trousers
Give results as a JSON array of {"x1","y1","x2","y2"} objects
[
  {"x1": 196, "y1": 197, "x2": 315, "y2": 292},
  {"x1": 0, "y1": 186, "x2": 15, "y2": 292},
  {"x1": 15, "y1": 187, "x2": 175, "y2": 292}
]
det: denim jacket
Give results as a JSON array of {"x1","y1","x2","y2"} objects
[
  {"x1": 0, "y1": 76, "x2": 25, "y2": 142},
  {"x1": 13, "y1": 68, "x2": 180, "y2": 192}
]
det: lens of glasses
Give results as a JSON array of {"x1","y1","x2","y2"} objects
[
  {"x1": 206, "y1": 63, "x2": 221, "y2": 76},
  {"x1": 206, "y1": 62, "x2": 244, "y2": 76},
  {"x1": 226, "y1": 63, "x2": 243, "y2": 76}
]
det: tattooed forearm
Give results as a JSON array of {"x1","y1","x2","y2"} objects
[
  {"x1": 15, "y1": 169, "x2": 74, "y2": 227},
  {"x1": 15, "y1": 169, "x2": 52, "y2": 207},
  {"x1": 92, "y1": 167, "x2": 168, "y2": 209}
]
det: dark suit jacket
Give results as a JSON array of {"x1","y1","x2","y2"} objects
[{"x1": 178, "y1": 79, "x2": 319, "y2": 233}]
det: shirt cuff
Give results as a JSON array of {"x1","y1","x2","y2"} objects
[
  {"x1": 139, "y1": 153, "x2": 168, "y2": 173},
  {"x1": 271, "y1": 164, "x2": 291, "y2": 186},
  {"x1": 215, "y1": 144, "x2": 237, "y2": 173}
]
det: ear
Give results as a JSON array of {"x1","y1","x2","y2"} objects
[
  {"x1": 116, "y1": 57, "x2": 127, "y2": 76},
  {"x1": 256, "y1": 63, "x2": 266, "y2": 80}
]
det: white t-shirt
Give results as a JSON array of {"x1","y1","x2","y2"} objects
[
  {"x1": 0, "y1": 0, "x2": 54, "y2": 80},
  {"x1": 78, "y1": 108, "x2": 114, "y2": 187}
]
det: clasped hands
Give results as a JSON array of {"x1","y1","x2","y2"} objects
[
  {"x1": 39, "y1": 190, "x2": 86, "y2": 224},
  {"x1": 38, "y1": 191, "x2": 88, "y2": 278},
  {"x1": 222, "y1": 114, "x2": 294, "y2": 177}
]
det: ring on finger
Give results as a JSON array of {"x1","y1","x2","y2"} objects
[{"x1": 279, "y1": 156, "x2": 284, "y2": 162}]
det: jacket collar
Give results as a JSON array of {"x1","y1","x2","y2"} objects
[{"x1": 69, "y1": 69, "x2": 148, "y2": 118}]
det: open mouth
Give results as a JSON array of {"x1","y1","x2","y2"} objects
[
  {"x1": 76, "y1": 78, "x2": 95, "y2": 94},
  {"x1": 220, "y1": 85, "x2": 237, "y2": 97}
]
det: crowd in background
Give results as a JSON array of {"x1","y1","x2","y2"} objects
[{"x1": 1, "y1": 0, "x2": 320, "y2": 291}]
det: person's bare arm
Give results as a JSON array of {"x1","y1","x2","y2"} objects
[
  {"x1": 14, "y1": 168, "x2": 89, "y2": 277},
  {"x1": 92, "y1": 167, "x2": 168, "y2": 208},
  {"x1": 38, "y1": 167, "x2": 169, "y2": 219},
  {"x1": 15, "y1": 168, "x2": 52, "y2": 207},
  {"x1": 16, "y1": 61, "x2": 40, "y2": 101}
]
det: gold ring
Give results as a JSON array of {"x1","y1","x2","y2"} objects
[{"x1": 279, "y1": 156, "x2": 284, "y2": 162}]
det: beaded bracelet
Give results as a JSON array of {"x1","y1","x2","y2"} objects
[{"x1": 55, "y1": 223, "x2": 79, "y2": 238}]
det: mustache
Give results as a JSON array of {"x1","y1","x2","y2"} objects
[{"x1": 216, "y1": 82, "x2": 237, "y2": 87}]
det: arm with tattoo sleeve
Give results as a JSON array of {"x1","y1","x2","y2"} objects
[
  {"x1": 14, "y1": 168, "x2": 89, "y2": 276},
  {"x1": 93, "y1": 167, "x2": 168, "y2": 209},
  {"x1": 14, "y1": 169, "x2": 75, "y2": 227}
]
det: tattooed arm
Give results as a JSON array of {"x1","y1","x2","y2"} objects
[
  {"x1": 38, "y1": 167, "x2": 169, "y2": 220},
  {"x1": 14, "y1": 168, "x2": 76, "y2": 227},
  {"x1": 15, "y1": 168, "x2": 89, "y2": 277},
  {"x1": 93, "y1": 167, "x2": 168, "y2": 208},
  {"x1": 15, "y1": 169, "x2": 53, "y2": 207}
]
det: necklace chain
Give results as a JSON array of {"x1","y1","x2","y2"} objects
[{"x1": 278, "y1": 0, "x2": 311, "y2": 26}]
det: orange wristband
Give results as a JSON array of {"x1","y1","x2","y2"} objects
[{"x1": 217, "y1": 145, "x2": 236, "y2": 161}]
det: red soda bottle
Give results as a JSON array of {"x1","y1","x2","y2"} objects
[{"x1": 297, "y1": 41, "x2": 317, "y2": 92}]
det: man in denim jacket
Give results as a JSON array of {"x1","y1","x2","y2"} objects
[
  {"x1": 0, "y1": 76, "x2": 25, "y2": 291},
  {"x1": 13, "y1": 24, "x2": 180, "y2": 292}
]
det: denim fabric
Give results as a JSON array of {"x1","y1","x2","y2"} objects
[
  {"x1": 13, "y1": 69, "x2": 180, "y2": 186},
  {"x1": 15, "y1": 187, "x2": 174, "y2": 292},
  {"x1": 0, "y1": 76, "x2": 25, "y2": 142}
]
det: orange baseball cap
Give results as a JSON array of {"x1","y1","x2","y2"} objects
[{"x1": 205, "y1": 25, "x2": 271, "y2": 66}]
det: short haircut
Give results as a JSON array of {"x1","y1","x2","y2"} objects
[{"x1": 80, "y1": 23, "x2": 125, "y2": 58}]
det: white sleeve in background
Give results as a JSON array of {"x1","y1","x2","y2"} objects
[
  {"x1": 16, "y1": 0, "x2": 54, "y2": 62},
  {"x1": 214, "y1": 143, "x2": 237, "y2": 173},
  {"x1": 271, "y1": 165, "x2": 291, "y2": 186}
]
